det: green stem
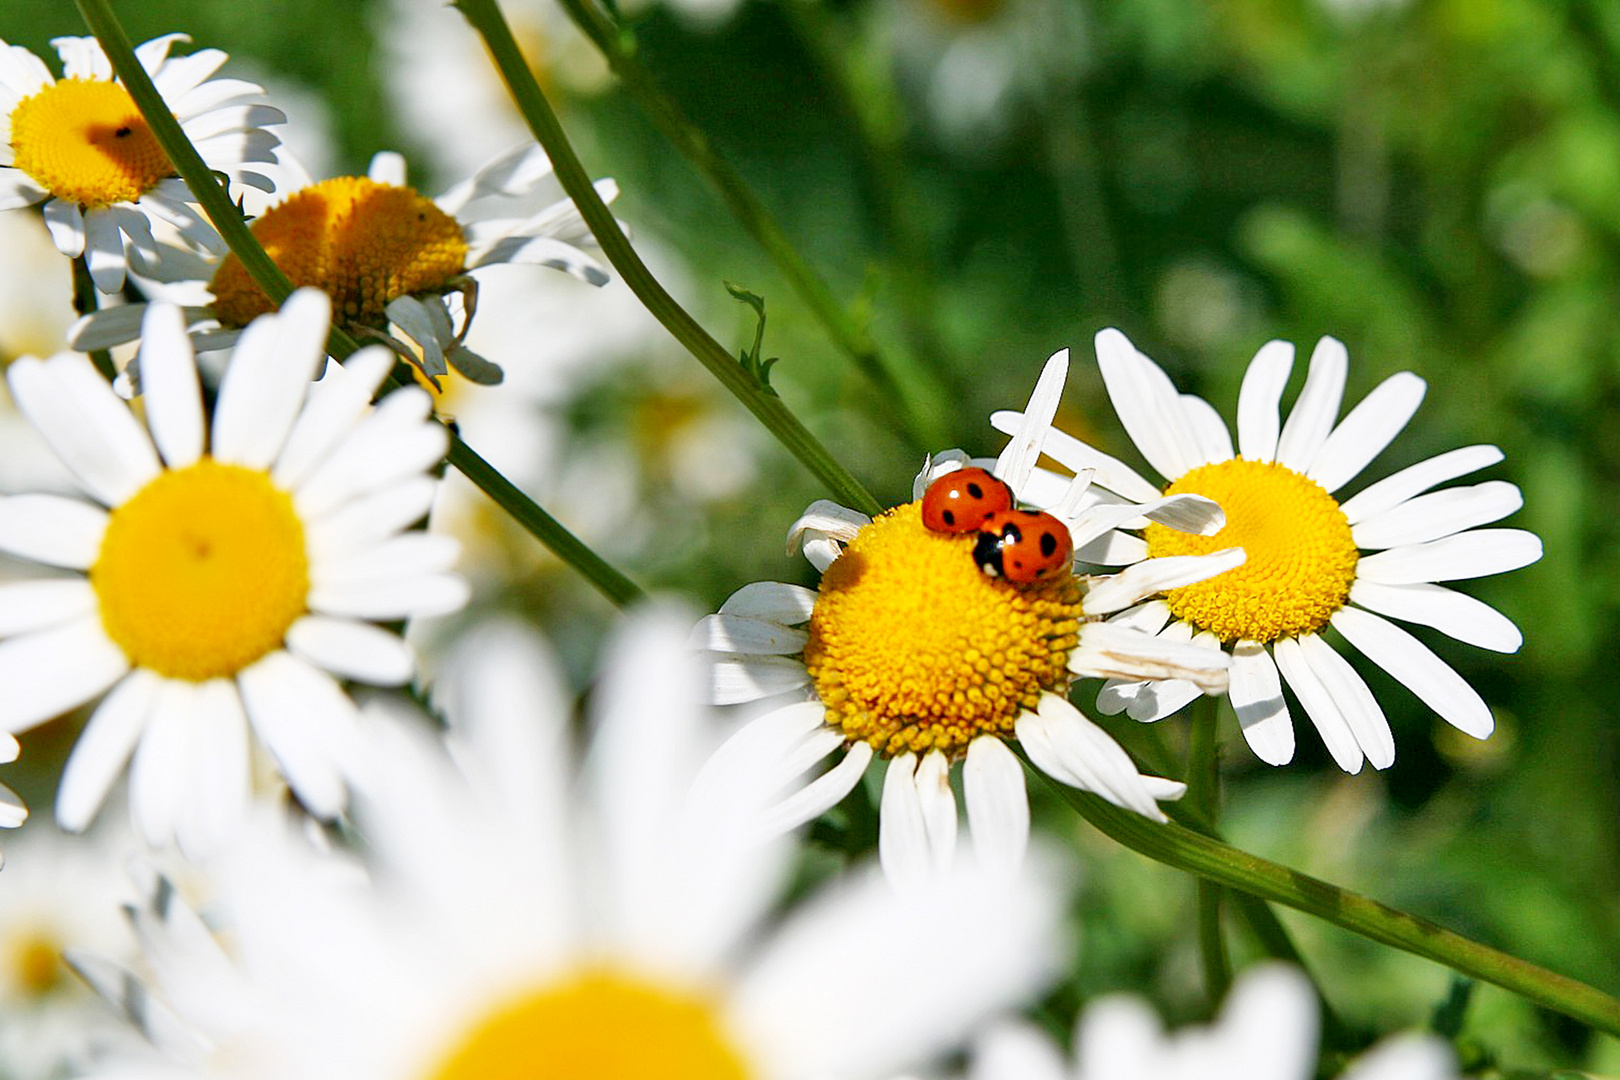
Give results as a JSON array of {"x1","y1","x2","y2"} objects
[
  {"x1": 68, "y1": 255, "x2": 116, "y2": 381},
  {"x1": 1187, "y1": 699, "x2": 1229, "y2": 1005},
  {"x1": 1023, "y1": 762, "x2": 1620, "y2": 1038},
  {"x1": 552, "y1": 0, "x2": 947, "y2": 450},
  {"x1": 1196, "y1": 878, "x2": 1232, "y2": 1005},
  {"x1": 454, "y1": 0, "x2": 883, "y2": 519},
  {"x1": 74, "y1": 0, "x2": 646, "y2": 608}
]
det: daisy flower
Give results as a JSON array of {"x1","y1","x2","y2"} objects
[
  {"x1": 0, "y1": 819, "x2": 151, "y2": 1080},
  {"x1": 965, "y1": 964, "x2": 1457, "y2": 1080},
  {"x1": 72, "y1": 609, "x2": 1065, "y2": 1080},
  {"x1": 992, "y1": 329, "x2": 1543, "y2": 773},
  {"x1": 71, "y1": 144, "x2": 615, "y2": 388},
  {"x1": 695, "y1": 350, "x2": 1245, "y2": 887},
  {"x1": 0, "y1": 33, "x2": 283, "y2": 293},
  {"x1": 0, "y1": 289, "x2": 467, "y2": 854}
]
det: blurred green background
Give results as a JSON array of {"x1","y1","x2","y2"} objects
[{"x1": 4, "y1": 0, "x2": 1619, "y2": 1072}]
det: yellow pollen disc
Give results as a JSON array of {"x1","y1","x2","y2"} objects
[
  {"x1": 91, "y1": 459, "x2": 310, "y2": 681},
  {"x1": 426, "y1": 970, "x2": 752, "y2": 1080},
  {"x1": 1144, "y1": 459, "x2": 1359, "y2": 643},
  {"x1": 9, "y1": 78, "x2": 172, "y2": 208},
  {"x1": 804, "y1": 501, "x2": 1081, "y2": 758},
  {"x1": 9, "y1": 931, "x2": 63, "y2": 996},
  {"x1": 209, "y1": 176, "x2": 468, "y2": 329}
]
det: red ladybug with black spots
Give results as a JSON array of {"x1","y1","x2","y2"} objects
[
  {"x1": 920, "y1": 467, "x2": 1014, "y2": 534},
  {"x1": 973, "y1": 509, "x2": 1073, "y2": 584}
]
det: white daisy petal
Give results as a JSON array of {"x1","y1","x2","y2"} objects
[
  {"x1": 213, "y1": 290, "x2": 332, "y2": 469},
  {"x1": 1236, "y1": 339, "x2": 1295, "y2": 462},
  {"x1": 718, "y1": 581, "x2": 818, "y2": 625},
  {"x1": 1080, "y1": 548, "x2": 1245, "y2": 615},
  {"x1": 989, "y1": 411, "x2": 1161, "y2": 502},
  {"x1": 177, "y1": 679, "x2": 251, "y2": 858},
  {"x1": 1075, "y1": 529, "x2": 1149, "y2": 566},
  {"x1": 880, "y1": 753, "x2": 933, "y2": 890},
  {"x1": 693, "y1": 702, "x2": 835, "y2": 808},
  {"x1": 0, "y1": 785, "x2": 24, "y2": 827},
  {"x1": 238, "y1": 651, "x2": 356, "y2": 818},
  {"x1": 1072, "y1": 620, "x2": 1230, "y2": 691},
  {"x1": 1306, "y1": 372, "x2": 1426, "y2": 493},
  {"x1": 1121, "y1": 630, "x2": 1220, "y2": 723},
  {"x1": 9, "y1": 353, "x2": 161, "y2": 505},
  {"x1": 914, "y1": 749, "x2": 958, "y2": 876},
  {"x1": 1350, "y1": 481, "x2": 1522, "y2": 550},
  {"x1": 0, "y1": 578, "x2": 97, "y2": 636},
  {"x1": 1017, "y1": 696, "x2": 1175, "y2": 820},
  {"x1": 786, "y1": 499, "x2": 869, "y2": 556},
  {"x1": 291, "y1": 392, "x2": 447, "y2": 519},
  {"x1": 689, "y1": 614, "x2": 809, "y2": 655},
  {"x1": 1094, "y1": 328, "x2": 1200, "y2": 481},
  {"x1": 994, "y1": 348, "x2": 1068, "y2": 492},
  {"x1": 1105, "y1": 598, "x2": 1174, "y2": 636},
  {"x1": 137, "y1": 304, "x2": 206, "y2": 469},
  {"x1": 0, "y1": 494, "x2": 107, "y2": 568},
  {"x1": 972, "y1": 1022, "x2": 1071, "y2": 1080},
  {"x1": 1271, "y1": 635, "x2": 1364, "y2": 773},
  {"x1": 304, "y1": 477, "x2": 438, "y2": 563},
  {"x1": 1229, "y1": 640, "x2": 1293, "y2": 766},
  {"x1": 286, "y1": 615, "x2": 415, "y2": 686},
  {"x1": 83, "y1": 206, "x2": 130, "y2": 293},
  {"x1": 42, "y1": 198, "x2": 85, "y2": 258},
  {"x1": 1355, "y1": 528, "x2": 1543, "y2": 584},
  {"x1": 271, "y1": 345, "x2": 396, "y2": 491},
  {"x1": 964, "y1": 735, "x2": 1028, "y2": 878},
  {"x1": 1296, "y1": 631, "x2": 1394, "y2": 770},
  {"x1": 1275, "y1": 336, "x2": 1347, "y2": 471},
  {"x1": 129, "y1": 680, "x2": 192, "y2": 847},
  {"x1": 707, "y1": 655, "x2": 813, "y2": 705},
  {"x1": 308, "y1": 573, "x2": 470, "y2": 620},
  {"x1": 56, "y1": 668, "x2": 160, "y2": 831},
  {"x1": 757, "y1": 741, "x2": 873, "y2": 836},
  {"x1": 1338, "y1": 444, "x2": 1504, "y2": 525},
  {"x1": 0, "y1": 170, "x2": 47, "y2": 210},
  {"x1": 311, "y1": 533, "x2": 461, "y2": 589},
  {"x1": 1348, "y1": 580, "x2": 1522, "y2": 653},
  {"x1": 1331, "y1": 606, "x2": 1494, "y2": 739},
  {"x1": 1178, "y1": 392, "x2": 1234, "y2": 466},
  {"x1": 0, "y1": 615, "x2": 128, "y2": 733}
]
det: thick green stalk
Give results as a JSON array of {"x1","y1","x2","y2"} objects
[
  {"x1": 1187, "y1": 700, "x2": 1230, "y2": 1004},
  {"x1": 74, "y1": 0, "x2": 645, "y2": 608},
  {"x1": 552, "y1": 0, "x2": 948, "y2": 450},
  {"x1": 454, "y1": 0, "x2": 883, "y2": 519},
  {"x1": 1025, "y1": 761, "x2": 1620, "y2": 1037},
  {"x1": 68, "y1": 255, "x2": 116, "y2": 381}
]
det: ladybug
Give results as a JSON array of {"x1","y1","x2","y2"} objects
[
  {"x1": 921, "y1": 467, "x2": 1014, "y2": 533},
  {"x1": 973, "y1": 510, "x2": 1073, "y2": 584}
]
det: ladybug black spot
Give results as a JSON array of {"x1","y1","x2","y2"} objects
[
  {"x1": 1040, "y1": 532, "x2": 1057, "y2": 557},
  {"x1": 966, "y1": 482, "x2": 984, "y2": 498},
  {"x1": 941, "y1": 509, "x2": 956, "y2": 526}
]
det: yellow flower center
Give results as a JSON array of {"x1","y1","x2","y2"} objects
[
  {"x1": 1144, "y1": 459, "x2": 1358, "y2": 643},
  {"x1": 209, "y1": 176, "x2": 468, "y2": 329},
  {"x1": 91, "y1": 459, "x2": 310, "y2": 681},
  {"x1": 8, "y1": 930, "x2": 63, "y2": 997},
  {"x1": 804, "y1": 501, "x2": 1081, "y2": 758},
  {"x1": 8, "y1": 78, "x2": 172, "y2": 208},
  {"x1": 427, "y1": 970, "x2": 752, "y2": 1080}
]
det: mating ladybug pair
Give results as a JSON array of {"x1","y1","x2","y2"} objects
[{"x1": 920, "y1": 467, "x2": 1073, "y2": 584}]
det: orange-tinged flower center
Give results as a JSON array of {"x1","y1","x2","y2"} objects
[
  {"x1": 804, "y1": 501, "x2": 1081, "y2": 757},
  {"x1": 209, "y1": 176, "x2": 468, "y2": 329}
]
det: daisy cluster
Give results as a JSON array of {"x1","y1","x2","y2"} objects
[{"x1": 0, "y1": 12, "x2": 1561, "y2": 1080}]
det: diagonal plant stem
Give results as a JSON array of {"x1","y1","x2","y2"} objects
[
  {"x1": 74, "y1": 0, "x2": 645, "y2": 609},
  {"x1": 1020, "y1": 756, "x2": 1620, "y2": 1038},
  {"x1": 552, "y1": 0, "x2": 949, "y2": 450},
  {"x1": 454, "y1": 0, "x2": 883, "y2": 519}
]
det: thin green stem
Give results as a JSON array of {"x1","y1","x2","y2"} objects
[
  {"x1": 1021, "y1": 758, "x2": 1620, "y2": 1037},
  {"x1": 74, "y1": 0, "x2": 646, "y2": 608},
  {"x1": 1187, "y1": 699, "x2": 1229, "y2": 1005},
  {"x1": 454, "y1": 0, "x2": 883, "y2": 519},
  {"x1": 1196, "y1": 878, "x2": 1232, "y2": 1005},
  {"x1": 552, "y1": 0, "x2": 948, "y2": 450},
  {"x1": 68, "y1": 255, "x2": 116, "y2": 381}
]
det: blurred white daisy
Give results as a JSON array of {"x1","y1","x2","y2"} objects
[
  {"x1": 72, "y1": 145, "x2": 615, "y2": 388},
  {"x1": 0, "y1": 289, "x2": 467, "y2": 854},
  {"x1": 73, "y1": 609, "x2": 1065, "y2": 1080},
  {"x1": 992, "y1": 329, "x2": 1542, "y2": 773},
  {"x1": 695, "y1": 350, "x2": 1245, "y2": 887},
  {"x1": 966, "y1": 964, "x2": 1457, "y2": 1080},
  {"x1": 0, "y1": 819, "x2": 149, "y2": 1080},
  {"x1": 0, "y1": 33, "x2": 283, "y2": 293}
]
